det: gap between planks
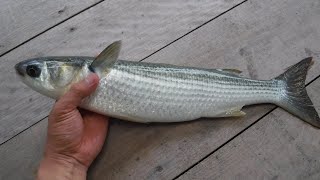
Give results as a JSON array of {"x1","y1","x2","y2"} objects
[
  {"x1": 3, "y1": 0, "x2": 319, "y2": 177},
  {"x1": 0, "y1": 0, "x2": 106, "y2": 58},
  {"x1": 0, "y1": 0, "x2": 248, "y2": 147},
  {"x1": 139, "y1": 0, "x2": 248, "y2": 62},
  {"x1": 2, "y1": 0, "x2": 319, "y2": 178},
  {"x1": 172, "y1": 73, "x2": 320, "y2": 180},
  {"x1": 0, "y1": 116, "x2": 47, "y2": 146}
]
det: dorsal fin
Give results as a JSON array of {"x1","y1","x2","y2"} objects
[
  {"x1": 216, "y1": 68, "x2": 242, "y2": 77},
  {"x1": 90, "y1": 41, "x2": 121, "y2": 74},
  {"x1": 221, "y1": 69, "x2": 242, "y2": 74}
]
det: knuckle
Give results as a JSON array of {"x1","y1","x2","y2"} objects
[
  {"x1": 51, "y1": 102, "x2": 73, "y2": 117},
  {"x1": 70, "y1": 84, "x2": 84, "y2": 97}
]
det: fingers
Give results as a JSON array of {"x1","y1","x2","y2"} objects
[{"x1": 55, "y1": 73, "x2": 100, "y2": 112}]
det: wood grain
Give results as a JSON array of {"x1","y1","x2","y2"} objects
[
  {"x1": 0, "y1": 0, "x2": 101, "y2": 55},
  {"x1": 0, "y1": 0, "x2": 243, "y2": 143},
  {"x1": 1, "y1": 0, "x2": 320, "y2": 179},
  {"x1": 89, "y1": 0, "x2": 320, "y2": 179},
  {"x1": 178, "y1": 78, "x2": 320, "y2": 180},
  {"x1": 0, "y1": 120, "x2": 47, "y2": 180}
]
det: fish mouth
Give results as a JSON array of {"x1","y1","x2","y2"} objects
[{"x1": 15, "y1": 62, "x2": 26, "y2": 77}]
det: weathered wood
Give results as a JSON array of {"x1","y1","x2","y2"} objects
[
  {"x1": 1, "y1": 0, "x2": 320, "y2": 180},
  {"x1": 178, "y1": 79, "x2": 320, "y2": 180},
  {"x1": 0, "y1": 0, "x2": 101, "y2": 55},
  {"x1": 0, "y1": 120, "x2": 47, "y2": 180},
  {"x1": 0, "y1": 0, "x2": 243, "y2": 143},
  {"x1": 88, "y1": 0, "x2": 320, "y2": 179},
  {"x1": 91, "y1": 0, "x2": 320, "y2": 179}
]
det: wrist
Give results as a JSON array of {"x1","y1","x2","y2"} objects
[{"x1": 37, "y1": 153, "x2": 87, "y2": 180}]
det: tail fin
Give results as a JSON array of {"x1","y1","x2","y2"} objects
[{"x1": 275, "y1": 57, "x2": 320, "y2": 128}]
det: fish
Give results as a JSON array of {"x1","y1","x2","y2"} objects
[{"x1": 15, "y1": 41, "x2": 320, "y2": 127}]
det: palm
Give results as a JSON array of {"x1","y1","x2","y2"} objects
[
  {"x1": 77, "y1": 110, "x2": 108, "y2": 166},
  {"x1": 47, "y1": 108, "x2": 108, "y2": 167}
]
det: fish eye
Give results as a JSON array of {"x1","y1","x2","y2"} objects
[{"x1": 26, "y1": 65, "x2": 41, "y2": 78}]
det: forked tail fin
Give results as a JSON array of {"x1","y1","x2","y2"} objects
[{"x1": 275, "y1": 57, "x2": 320, "y2": 128}]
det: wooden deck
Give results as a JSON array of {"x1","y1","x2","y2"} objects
[{"x1": 0, "y1": 0, "x2": 320, "y2": 179}]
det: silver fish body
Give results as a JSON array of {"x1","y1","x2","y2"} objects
[
  {"x1": 15, "y1": 41, "x2": 320, "y2": 127},
  {"x1": 83, "y1": 59, "x2": 280, "y2": 123}
]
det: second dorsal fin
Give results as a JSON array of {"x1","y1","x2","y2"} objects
[{"x1": 216, "y1": 68, "x2": 242, "y2": 77}]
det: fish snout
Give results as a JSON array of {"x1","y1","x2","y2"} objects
[{"x1": 15, "y1": 62, "x2": 26, "y2": 77}]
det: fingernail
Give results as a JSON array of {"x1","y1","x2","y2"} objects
[{"x1": 85, "y1": 73, "x2": 97, "y2": 86}]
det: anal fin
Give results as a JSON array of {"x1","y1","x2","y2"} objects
[
  {"x1": 204, "y1": 106, "x2": 246, "y2": 118},
  {"x1": 226, "y1": 106, "x2": 246, "y2": 117}
]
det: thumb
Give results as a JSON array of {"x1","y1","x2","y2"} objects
[{"x1": 56, "y1": 73, "x2": 100, "y2": 111}]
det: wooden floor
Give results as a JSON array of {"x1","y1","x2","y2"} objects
[{"x1": 1, "y1": 0, "x2": 320, "y2": 179}]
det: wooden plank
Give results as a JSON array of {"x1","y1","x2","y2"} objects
[
  {"x1": 90, "y1": 0, "x2": 320, "y2": 179},
  {"x1": 0, "y1": 0, "x2": 101, "y2": 55},
  {"x1": 178, "y1": 79, "x2": 320, "y2": 180},
  {"x1": 1, "y1": 0, "x2": 320, "y2": 180},
  {"x1": 88, "y1": 0, "x2": 320, "y2": 179},
  {"x1": 0, "y1": 0, "x2": 243, "y2": 143},
  {"x1": 0, "y1": 121, "x2": 47, "y2": 180}
]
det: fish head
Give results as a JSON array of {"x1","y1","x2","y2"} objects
[{"x1": 15, "y1": 56, "x2": 92, "y2": 99}]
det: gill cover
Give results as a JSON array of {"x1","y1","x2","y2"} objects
[{"x1": 90, "y1": 41, "x2": 122, "y2": 75}]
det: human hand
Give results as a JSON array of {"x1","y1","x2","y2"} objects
[{"x1": 37, "y1": 73, "x2": 109, "y2": 180}]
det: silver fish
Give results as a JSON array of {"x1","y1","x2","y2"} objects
[{"x1": 15, "y1": 41, "x2": 320, "y2": 127}]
